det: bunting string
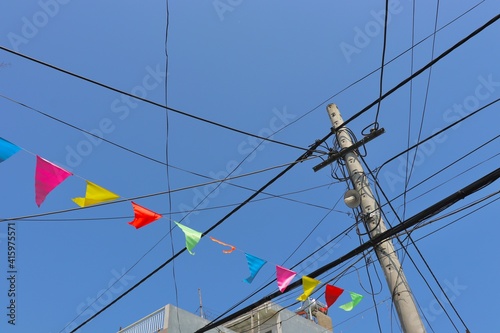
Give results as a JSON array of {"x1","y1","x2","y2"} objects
[{"x1": 0, "y1": 136, "x2": 364, "y2": 314}]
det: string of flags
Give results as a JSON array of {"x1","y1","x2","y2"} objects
[
  {"x1": 126, "y1": 201, "x2": 364, "y2": 311},
  {"x1": 0, "y1": 137, "x2": 120, "y2": 208},
  {"x1": 0, "y1": 137, "x2": 364, "y2": 312}
]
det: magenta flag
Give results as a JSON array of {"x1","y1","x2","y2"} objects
[
  {"x1": 35, "y1": 156, "x2": 72, "y2": 207},
  {"x1": 276, "y1": 265, "x2": 297, "y2": 292}
]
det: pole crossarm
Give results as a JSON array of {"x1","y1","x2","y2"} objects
[{"x1": 312, "y1": 127, "x2": 385, "y2": 172}]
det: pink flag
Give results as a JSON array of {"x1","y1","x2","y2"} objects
[
  {"x1": 276, "y1": 265, "x2": 297, "y2": 292},
  {"x1": 35, "y1": 156, "x2": 72, "y2": 207}
]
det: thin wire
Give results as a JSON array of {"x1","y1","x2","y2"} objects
[
  {"x1": 373, "y1": 0, "x2": 389, "y2": 129},
  {"x1": 18, "y1": 181, "x2": 347, "y2": 222},
  {"x1": 403, "y1": 0, "x2": 417, "y2": 224},
  {"x1": 376, "y1": 97, "x2": 500, "y2": 177},
  {"x1": 279, "y1": 195, "x2": 343, "y2": 268},
  {"x1": 412, "y1": 192, "x2": 500, "y2": 241},
  {"x1": 67, "y1": 136, "x2": 325, "y2": 333},
  {"x1": 361, "y1": 158, "x2": 468, "y2": 332},
  {"x1": 0, "y1": 90, "x2": 337, "y2": 215},
  {"x1": 362, "y1": 251, "x2": 383, "y2": 333},
  {"x1": 406, "y1": 0, "x2": 441, "y2": 186},
  {"x1": 388, "y1": 134, "x2": 500, "y2": 209},
  {"x1": 0, "y1": 46, "x2": 308, "y2": 152},
  {"x1": 163, "y1": 2, "x2": 181, "y2": 330},
  {"x1": 339, "y1": 14, "x2": 500, "y2": 132},
  {"x1": 0, "y1": 155, "x2": 320, "y2": 222},
  {"x1": 403, "y1": 152, "x2": 500, "y2": 206}
]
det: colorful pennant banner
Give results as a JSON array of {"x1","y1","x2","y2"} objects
[
  {"x1": 0, "y1": 137, "x2": 366, "y2": 316},
  {"x1": 35, "y1": 156, "x2": 72, "y2": 207},
  {"x1": 175, "y1": 222, "x2": 202, "y2": 255},
  {"x1": 339, "y1": 291, "x2": 364, "y2": 311},
  {"x1": 244, "y1": 253, "x2": 267, "y2": 284},
  {"x1": 210, "y1": 237, "x2": 236, "y2": 254},
  {"x1": 72, "y1": 180, "x2": 120, "y2": 207},
  {"x1": 325, "y1": 284, "x2": 344, "y2": 308},
  {"x1": 297, "y1": 276, "x2": 321, "y2": 301},
  {"x1": 276, "y1": 265, "x2": 297, "y2": 292},
  {"x1": 128, "y1": 202, "x2": 162, "y2": 229},
  {"x1": 0, "y1": 137, "x2": 20, "y2": 163}
]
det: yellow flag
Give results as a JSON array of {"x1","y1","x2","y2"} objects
[
  {"x1": 72, "y1": 181, "x2": 120, "y2": 207},
  {"x1": 297, "y1": 276, "x2": 321, "y2": 301}
]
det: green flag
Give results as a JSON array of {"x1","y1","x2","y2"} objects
[
  {"x1": 339, "y1": 291, "x2": 363, "y2": 311},
  {"x1": 175, "y1": 222, "x2": 202, "y2": 255}
]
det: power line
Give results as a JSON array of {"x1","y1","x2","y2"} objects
[
  {"x1": 0, "y1": 155, "x2": 320, "y2": 222},
  {"x1": 339, "y1": 13, "x2": 500, "y2": 131},
  {"x1": 194, "y1": 167, "x2": 500, "y2": 332},
  {"x1": 373, "y1": 0, "x2": 389, "y2": 129},
  {"x1": 66, "y1": 133, "x2": 329, "y2": 333},
  {"x1": 0, "y1": 46, "x2": 308, "y2": 152},
  {"x1": 375, "y1": 97, "x2": 500, "y2": 177}
]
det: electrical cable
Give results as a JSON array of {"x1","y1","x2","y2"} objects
[
  {"x1": 0, "y1": 47, "x2": 308, "y2": 152},
  {"x1": 388, "y1": 134, "x2": 500, "y2": 210},
  {"x1": 163, "y1": 2, "x2": 182, "y2": 331},
  {"x1": 0, "y1": 155, "x2": 320, "y2": 222},
  {"x1": 361, "y1": 159, "x2": 471, "y2": 332},
  {"x1": 373, "y1": 0, "x2": 389, "y2": 130},
  {"x1": 406, "y1": 0, "x2": 441, "y2": 187},
  {"x1": 18, "y1": 181, "x2": 347, "y2": 222},
  {"x1": 194, "y1": 167, "x2": 500, "y2": 332},
  {"x1": 375, "y1": 97, "x2": 500, "y2": 178},
  {"x1": 338, "y1": 14, "x2": 500, "y2": 132},
  {"x1": 66, "y1": 133, "x2": 328, "y2": 333}
]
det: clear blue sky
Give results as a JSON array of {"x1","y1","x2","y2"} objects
[{"x1": 0, "y1": 1, "x2": 499, "y2": 332}]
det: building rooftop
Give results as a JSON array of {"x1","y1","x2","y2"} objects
[{"x1": 116, "y1": 300, "x2": 333, "y2": 333}]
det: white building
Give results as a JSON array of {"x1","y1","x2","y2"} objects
[{"x1": 116, "y1": 300, "x2": 333, "y2": 333}]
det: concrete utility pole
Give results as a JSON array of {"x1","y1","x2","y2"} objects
[{"x1": 326, "y1": 104, "x2": 426, "y2": 333}]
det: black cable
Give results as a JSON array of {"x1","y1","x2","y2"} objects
[
  {"x1": 67, "y1": 133, "x2": 327, "y2": 333},
  {"x1": 0, "y1": 46, "x2": 308, "y2": 152},
  {"x1": 163, "y1": 2, "x2": 181, "y2": 331},
  {"x1": 362, "y1": 251, "x2": 383, "y2": 333},
  {"x1": 0, "y1": 156, "x2": 319, "y2": 222},
  {"x1": 388, "y1": 134, "x2": 500, "y2": 212},
  {"x1": 413, "y1": 191, "x2": 500, "y2": 241},
  {"x1": 362, "y1": 154, "x2": 467, "y2": 331},
  {"x1": 195, "y1": 167, "x2": 500, "y2": 332},
  {"x1": 373, "y1": 0, "x2": 389, "y2": 129},
  {"x1": 339, "y1": 14, "x2": 500, "y2": 132},
  {"x1": 406, "y1": 0, "x2": 441, "y2": 187},
  {"x1": 376, "y1": 97, "x2": 500, "y2": 178},
  {"x1": 403, "y1": 0, "x2": 417, "y2": 224},
  {"x1": 195, "y1": 222, "x2": 358, "y2": 333},
  {"x1": 0, "y1": 91, "x2": 336, "y2": 216}
]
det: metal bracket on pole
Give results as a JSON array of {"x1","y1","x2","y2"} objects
[{"x1": 312, "y1": 127, "x2": 385, "y2": 172}]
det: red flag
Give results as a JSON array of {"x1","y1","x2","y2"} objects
[
  {"x1": 128, "y1": 202, "x2": 162, "y2": 229},
  {"x1": 325, "y1": 284, "x2": 344, "y2": 308}
]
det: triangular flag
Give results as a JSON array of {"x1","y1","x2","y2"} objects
[
  {"x1": 175, "y1": 222, "x2": 202, "y2": 255},
  {"x1": 0, "y1": 138, "x2": 21, "y2": 163},
  {"x1": 35, "y1": 156, "x2": 72, "y2": 207},
  {"x1": 244, "y1": 253, "x2": 266, "y2": 284},
  {"x1": 276, "y1": 265, "x2": 297, "y2": 292},
  {"x1": 128, "y1": 202, "x2": 162, "y2": 229},
  {"x1": 210, "y1": 236, "x2": 236, "y2": 254},
  {"x1": 339, "y1": 291, "x2": 363, "y2": 311},
  {"x1": 297, "y1": 276, "x2": 321, "y2": 301},
  {"x1": 72, "y1": 180, "x2": 120, "y2": 207},
  {"x1": 325, "y1": 284, "x2": 344, "y2": 308}
]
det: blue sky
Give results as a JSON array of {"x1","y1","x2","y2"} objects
[{"x1": 0, "y1": 1, "x2": 499, "y2": 332}]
